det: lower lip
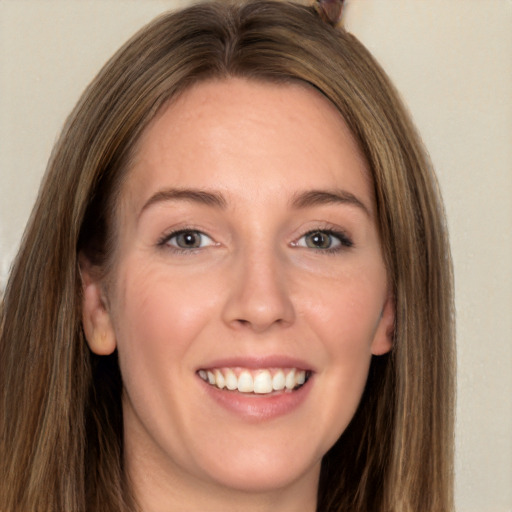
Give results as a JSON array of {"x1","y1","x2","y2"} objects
[{"x1": 200, "y1": 376, "x2": 313, "y2": 421}]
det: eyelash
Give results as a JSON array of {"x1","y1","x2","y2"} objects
[
  {"x1": 157, "y1": 227, "x2": 354, "y2": 255},
  {"x1": 295, "y1": 229, "x2": 354, "y2": 254},
  {"x1": 157, "y1": 227, "x2": 214, "y2": 254}
]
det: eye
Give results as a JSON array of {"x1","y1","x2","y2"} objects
[
  {"x1": 162, "y1": 229, "x2": 215, "y2": 250},
  {"x1": 295, "y1": 229, "x2": 353, "y2": 251}
]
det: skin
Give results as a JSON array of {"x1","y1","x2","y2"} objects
[{"x1": 81, "y1": 78, "x2": 394, "y2": 512}]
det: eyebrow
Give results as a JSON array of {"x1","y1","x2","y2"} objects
[
  {"x1": 290, "y1": 189, "x2": 371, "y2": 217},
  {"x1": 139, "y1": 187, "x2": 370, "y2": 218},
  {"x1": 140, "y1": 188, "x2": 227, "y2": 217}
]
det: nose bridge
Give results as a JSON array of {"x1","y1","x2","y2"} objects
[{"x1": 222, "y1": 239, "x2": 295, "y2": 332}]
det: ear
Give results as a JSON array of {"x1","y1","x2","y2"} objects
[
  {"x1": 370, "y1": 292, "x2": 395, "y2": 356},
  {"x1": 79, "y1": 253, "x2": 117, "y2": 355}
]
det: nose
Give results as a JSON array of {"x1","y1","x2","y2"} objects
[{"x1": 221, "y1": 248, "x2": 296, "y2": 333}]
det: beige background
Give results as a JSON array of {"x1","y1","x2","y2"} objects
[{"x1": 1, "y1": 1, "x2": 511, "y2": 510}]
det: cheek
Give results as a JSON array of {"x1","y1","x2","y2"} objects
[
  {"x1": 317, "y1": 284, "x2": 378, "y2": 384},
  {"x1": 303, "y1": 267, "x2": 386, "y2": 352},
  {"x1": 109, "y1": 258, "x2": 221, "y2": 388},
  {"x1": 299, "y1": 268, "x2": 386, "y2": 432}
]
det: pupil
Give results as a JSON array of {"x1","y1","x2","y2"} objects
[
  {"x1": 309, "y1": 231, "x2": 330, "y2": 248},
  {"x1": 180, "y1": 232, "x2": 198, "y2": 247}
]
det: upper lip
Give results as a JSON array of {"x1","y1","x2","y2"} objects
[{"x1": 197, "y1": 355, "x2": 315, "y2": 373}]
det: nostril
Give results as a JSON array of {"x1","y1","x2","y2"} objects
[{"x1": 221, "y1": 269, "x2": 296, "y2": 331}]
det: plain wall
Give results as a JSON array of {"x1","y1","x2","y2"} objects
[{"x1": 1, "y1": 1, "x2": 511, "y2": 510}]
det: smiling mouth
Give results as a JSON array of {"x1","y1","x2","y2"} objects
[{"x1": 197, "y1": 368, "x2": 311, "y2": 395}]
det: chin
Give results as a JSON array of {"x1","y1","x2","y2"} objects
[
  {"x1": 200, "y1": 456, "x2": 322, "y2": 494},
  {"x1": 187, "y1": 431, "x2": 325, "y2": 495}
]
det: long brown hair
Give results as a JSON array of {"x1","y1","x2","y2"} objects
[{"x1": 0, "y1": 1, "x2": 455, "y2": 510}]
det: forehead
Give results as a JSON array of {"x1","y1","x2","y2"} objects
[{"x1": 122, "y1": 77, "x2": 373, "y2": 212}]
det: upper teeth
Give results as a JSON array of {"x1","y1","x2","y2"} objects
[{"x1": 198, "y1": 368, "x2": 307, "y2": 394}]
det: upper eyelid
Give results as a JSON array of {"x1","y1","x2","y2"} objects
[
  {"x1": 158, "y1": 228, "x2": 212, "y2": 246},
  {"x1": 295, "y1": 229, "x2": 353, "y2": 248},
  {"x1": 156, "y1": 225, "x2": 353, "y2": 248},
  {"x1": 297, "y1": 224, "x2": 353, "y2": 241}
]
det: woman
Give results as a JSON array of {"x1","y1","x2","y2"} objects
[{"x1": 0, "y1": 1, "x2": 455, "y2": 510}]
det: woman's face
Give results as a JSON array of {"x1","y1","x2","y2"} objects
[{"x1": 83, "y1": 78, "x2": 393, "y2": 500}]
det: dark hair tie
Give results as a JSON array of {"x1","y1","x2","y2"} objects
[{"x1": 313, "y1": 0, "x2": 345, "y2": 27}]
